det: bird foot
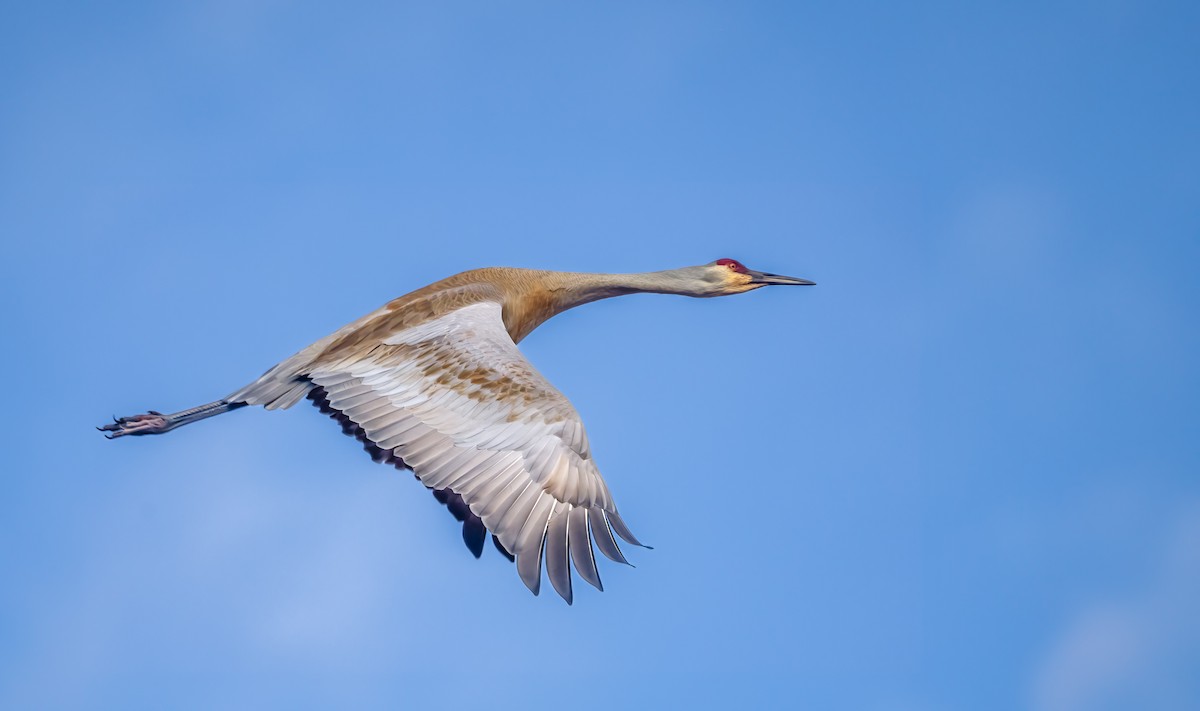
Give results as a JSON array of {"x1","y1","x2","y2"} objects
[{"x1": 98, "y1": 411, "x2": 174, "y2": 438}]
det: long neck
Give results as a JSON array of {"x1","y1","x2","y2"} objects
[{"x1": 503, "y1": 269, "x2": 699, "y2": 342}]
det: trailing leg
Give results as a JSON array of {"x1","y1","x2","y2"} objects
[{"x1": 98, "y1": 400, "x2": 247, "y2": 438}]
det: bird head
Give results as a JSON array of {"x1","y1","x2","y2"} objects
[{"x1": 696, "y1": 258, "x2": 815, "y2": 295}]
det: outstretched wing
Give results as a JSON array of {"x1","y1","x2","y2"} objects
[{"x1": 304, "y1": 300, "x2": 644, "y2": 603}]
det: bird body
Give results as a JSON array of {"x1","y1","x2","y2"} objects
[{"x1": 102, "y1": 260, "x2": 813, "y2": 603}]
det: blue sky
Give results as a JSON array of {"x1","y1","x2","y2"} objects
[{"x1": 2, "y1": 2, "x2": 1198, "y2": 709}]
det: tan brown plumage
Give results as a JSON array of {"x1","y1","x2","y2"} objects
[{"x1": 100, "y1": 260, "x2": 813, "y2": 603}]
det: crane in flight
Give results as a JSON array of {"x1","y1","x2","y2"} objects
[{"x1": 100, "y1": 259, "x2": 814, "y2": 603}]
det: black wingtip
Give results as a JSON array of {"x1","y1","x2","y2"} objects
[
  {"x1": 463, "y1": 515, "x2": 486, "y2": 559},
  {"x1": 492, "y1": 534, "x2": 515, "y2": 562}
]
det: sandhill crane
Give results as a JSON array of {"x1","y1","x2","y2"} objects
[{"x1": 100, "y1": 259, "x2": 814, "y2": 603}]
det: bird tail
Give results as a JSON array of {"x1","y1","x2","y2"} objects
[
  {"x1": 226, "y1": 359, "x2": 314, "y2": 410},
  {"x1": 227, "y1": 378, "x2": 312, "y2": 410}
]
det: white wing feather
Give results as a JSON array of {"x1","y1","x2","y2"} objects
[{"x1": 306, "y1": 301, "x2": 642, "y2": 601}]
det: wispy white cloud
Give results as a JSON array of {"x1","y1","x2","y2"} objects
[
  {"x1": 1032, "y1": 503, "x2": 1200, "y2": 711},
  {"x1": 0, "y1": 425, "x2": 431, "y2": 708}
]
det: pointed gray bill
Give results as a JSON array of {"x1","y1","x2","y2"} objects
[{"x1": 748, "y1": 270, "x2": 816, "y2": 286}]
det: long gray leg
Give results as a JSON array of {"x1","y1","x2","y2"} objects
[{"x1": 98, "y1": 400, "x2": 247, "y2": 438}]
